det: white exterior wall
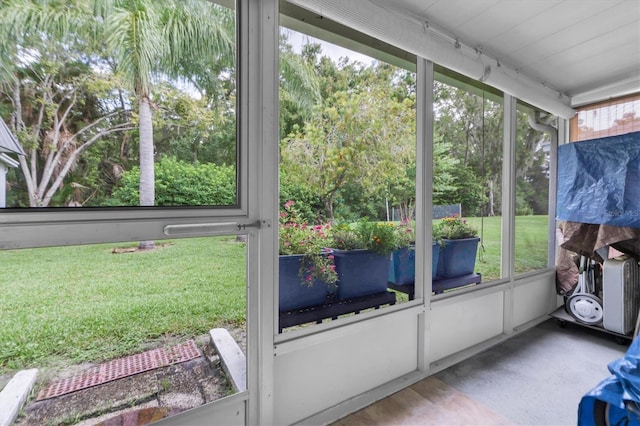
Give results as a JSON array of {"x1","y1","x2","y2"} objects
[{"x1": 0, "y1": 162, "x2": 7, "y2": 208}]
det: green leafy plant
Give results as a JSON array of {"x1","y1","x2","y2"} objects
[
  {"x1": 433, "y1": 214, "x2": 478, "y2": 240},
  {"x1": 110, "y1": 157, "x2": 236, "y2": 207},
  {"x1": 330, "y1": 220, "x2": 401, "y2": 256},
  {"x1": 279, "y1": 200, "x2": 338, "y2": 287}
]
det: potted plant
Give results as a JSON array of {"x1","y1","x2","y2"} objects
[
  {"x1": 388, "y1": 220, "x2": 440, "y2": 285},
  {"x1": 432, "y1": 214, "x2": 480, "y2": 279},
  {"x1": 279, "y1": 200, "x2": 338, "y2": 311},
  {"x1": 330, "y1": 220, "x2": 399, "y2": 299},
  {"x1": 388, "y1": 219, "x2": 415, "y2": 285}
]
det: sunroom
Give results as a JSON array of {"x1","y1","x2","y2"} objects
[{"x1": 1, "y1": 0, "x2": 639, "y2": 425}]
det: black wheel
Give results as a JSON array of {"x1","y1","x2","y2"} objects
[
  {"x1": 566, "y1": 293, "x2": 603, "y2": 325},
  {"x1": 615, "y1": 336, "x2": 629, "y2": 345},
  {"x1": 562, "y1": 295, "x2": 571, "y2": 314}
]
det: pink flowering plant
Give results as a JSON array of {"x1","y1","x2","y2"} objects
[
  {"x1": 433, "y1": 214, "x2": 478, "y2": 240},
  {"x1": 279, "y1": 200, "x2": 338, "y2": 287},
  {"x1": 395, "y1": 219, "x2": 415, "y2": 248}
]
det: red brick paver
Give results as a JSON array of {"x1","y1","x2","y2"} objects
[{"x1": 37, "y1": 340, "x2": 201, "y2": 401}]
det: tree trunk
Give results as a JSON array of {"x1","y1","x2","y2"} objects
[
  {"x1": 11, "y1": 79, "x2": 23, "y2": 132},
  {"x1": 464, "y1": 123, "x2": 471, "y2": 166},
  {"x1": 12, "y1": 80, "x2": 38, "y2": 207},
  {"x1": 138, "y1": 95, "x2": 155, "y2": 250},
  {"x1": 324, "y1": 196, "x2": 335, "y2": 222},
  {"x1": 487, "y1": 178, "x2": 495, "y2": 217}
]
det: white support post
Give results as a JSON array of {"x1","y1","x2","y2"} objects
[
  {"x1": 548, "y1": 118, "x2": 566, "y2": 267},
  {"x1": 502, "y1": 95, "x2": 517, "y2": 335},
  {"x1": 416, "y1": 57, "x2": 434, "y2": 372},
  {"x1": 242, "y1": 0, "x2": 279, "y2": 424},
  {"x1": 0, "y1": 164, "x2": 7, "y2": 208}
]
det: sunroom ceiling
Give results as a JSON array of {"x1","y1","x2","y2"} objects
[{"x1": 377, "y1": 0, "x2": 640, "y2": 106}]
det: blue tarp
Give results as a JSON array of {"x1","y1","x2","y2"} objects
[
  {"x1": 578, "y1": 336, "x2": 640, "y2": 425},
  {"x1": 557, "y1": 131, "x2": 640, "y2": 228}
]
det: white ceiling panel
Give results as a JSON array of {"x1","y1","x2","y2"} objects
[
  {"x1": 524, "y1": 4, "x2": 638, "y2": 61},
  {"x1": 543, "y1": 38, "x2": 639, "y2": 93},
  {"x1": 517, "y1": 21, "x2": 640, "y2": 90},
  {"x1": 457, "y1": 2, "x2": 561, "y2": 43},
  {"x1": 418, "y1": 0, "x2": 502, "y2": 30},
  {"x1": 496, "y1": 2, "x2": 615, "y2": 56}
]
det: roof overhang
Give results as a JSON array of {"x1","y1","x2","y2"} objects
[
  {"x1": 0, "y1": 119, "x2": 25, "y2": 156},
  {"x1": 0, "y1": 152, "x2": 20, "y2": 169}
]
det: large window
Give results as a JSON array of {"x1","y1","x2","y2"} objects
[
  {"x1": 514, "y1": 103, "x2": 552, "y2": 275},
  {"x1": 433, "y1": 79, "x2": 503, "y2": 284},
  {"x1": 277, "y1": 24, "x2": 417, "y2": 333},
  {"x1": 1, "y1": 0, "x2": 237, "y2": 209}
]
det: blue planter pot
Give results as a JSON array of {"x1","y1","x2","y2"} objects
[
  {"x1": 332, "y1": 249, "x2": 390, "y2": 299},
  {"x1": 436, "y1": 237, "x2": 480, "y2": 279},
  {"x1": 279, "y1": 254, "x2": 331, "y2": 311},
  {"x1": 388, "y1": 242, "x2": 441, "y2": 284},
  {"x1": 388, "y1": 246, "x2": 415, "y2": 284}
]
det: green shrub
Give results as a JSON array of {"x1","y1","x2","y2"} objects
[{"x1": 110, "y1": 156, "x2": 236, "y2": 206}]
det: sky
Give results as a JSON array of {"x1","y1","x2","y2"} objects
[{"x1": 282, "y1": 28, "x2": 376, "y2": 66}]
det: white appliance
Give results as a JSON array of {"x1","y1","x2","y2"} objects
[{"x1": 602, "y1": 257, "x2": 640, "y2": 335}]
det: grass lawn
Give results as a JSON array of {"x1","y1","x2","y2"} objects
[
  {"x1": 464, "y1": 215, "x2": 549, "y2": 280},
  {"x1": 0, "y1": 216, "x2": 549, "y2": 375},
  {"x1": 0, "y1": 236, "x2": 246, "y2": 374}
]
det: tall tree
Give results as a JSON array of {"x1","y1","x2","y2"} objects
[
  {"x1": 278, "y1": 32, "x2": 321, "y2": 139},
  {"x1": 434, "y1": 83, "x2": 503, "y2": 216},
  {"x1": 95, "y1": 0, "x2": 234, "y2": 248},
  {"x1": 281, "y1": 63, "x2": 415, "y2": 220}
]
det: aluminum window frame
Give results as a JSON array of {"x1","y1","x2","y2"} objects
[{"x1": 0, "y1": 0, "x2": 249, "y2": 250}]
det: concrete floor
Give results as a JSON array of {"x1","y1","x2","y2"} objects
[{"x1": 434, "y1": 318, "x2": 629, "y2": 426}]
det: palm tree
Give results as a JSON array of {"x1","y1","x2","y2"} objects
[{"x1": 96, "y1": 0, "x2": 234, "y2": 249}]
